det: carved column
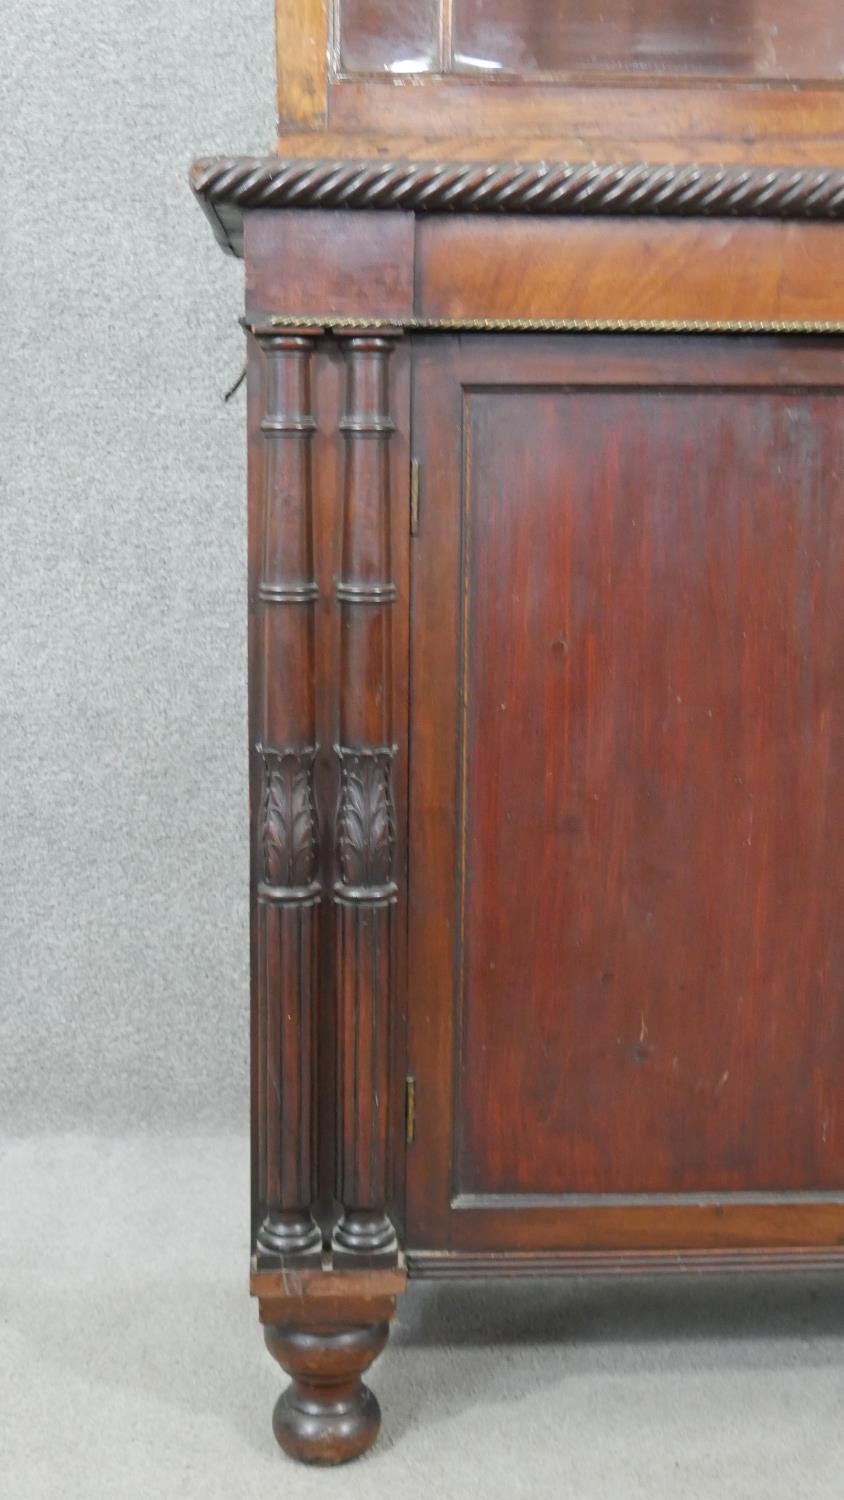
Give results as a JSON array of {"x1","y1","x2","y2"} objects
[
  {"x1": 332, "y1": 336, "x2": 400, "y2": 1266},
  {"x1": 254, "y1": 333, "x2": 322, "y2": 1265}
]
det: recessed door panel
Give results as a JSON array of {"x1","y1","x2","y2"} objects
[{"x1": 406, "y1": 336, "x2": 844, "y2": 1252}]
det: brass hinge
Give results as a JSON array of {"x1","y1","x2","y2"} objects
[
  {"x1": 405, "y1": 1075, "x2": 416, "y2": 1146},
  {"x1": 410, "y1": 459, "x2": 420, "y2": 537}
]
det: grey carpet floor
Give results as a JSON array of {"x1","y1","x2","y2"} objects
[{"x1": 2, "y1": 1135, "x2": 844, "y2": 1498}]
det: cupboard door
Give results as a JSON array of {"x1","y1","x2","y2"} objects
[{"x1": 406, "y1": 335, "x2": 844, "y2": 1256}]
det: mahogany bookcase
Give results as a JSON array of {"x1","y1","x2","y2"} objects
[{"x1": 192, "y1": 0, "x2": 844, "y2": 1465}]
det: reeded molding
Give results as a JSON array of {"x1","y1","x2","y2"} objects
[
  {"x1": 332, "y1": 335, "x2": 401, "y2": 1268},
  {"x1": 407, "y1": 1246, "x2": 844, "y2": 1278},
  {"x1": 253, "y1": 329, "x2": 322, "y2": 1267},
  {"x1": 191, "y1": 155, "x2": 844, "y2": 255}
]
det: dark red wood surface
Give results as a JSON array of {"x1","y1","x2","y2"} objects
[
  {"x1": 406, "y1": 334, "x2": 844, "y2": 1249},
  {"x1": 415, "y1": 216, "x2": 844, "y2": 326},
  {"x1": 245, "y1": 210, "x2": 415, "y2": 322}
]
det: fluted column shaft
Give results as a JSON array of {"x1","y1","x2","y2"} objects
[
  {"x1": 332, "y1": 336, "x2": 400, "y2": 1267},
  {"x1": 254, "y1": 333, "x2": 322, "y2": 1266}
]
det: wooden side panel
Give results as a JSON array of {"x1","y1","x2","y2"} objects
[
  {"x1": 417, "y1": 217, "x2": 844, "y2": 325},
  {"x1": 406, "y1": 335, "x2": 844, "y2": 1253}
]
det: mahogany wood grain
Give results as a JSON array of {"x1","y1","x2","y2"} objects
[
  {"x1": 258, "y1": 1258, "x2": 402, "y2": 1464},
  {"x1": 259, "y1": 1291, "x2": 400, "y2": 1324},
  {"x1": 265, "y1": 1319, "x2": 390, "y2": 1463},
  {"x1": 245, "y1": 210, "x2": 415, "y2": 322},
  {"x1": 252, "y1": 1265, "x2": 407, "y2": 1301},
  {"x1": 406, "y1": 333, "x2": 844, "y2": 1252},
  {"x1": 274, "y1": 128, "x2": 844, "y2": 170},
  {"x1": 240, "y1": 211, "x2": 844, "y2": 329},
  {"x1": 417, "y1": 216, "x2": 844, "y2": 325},
  {"x1": 276, "y1": 0, "x2": 329, "y2": 128},
  {"x1": 328, "y1": 77, "x2": 844, "y2": 157},
  {"x1": 445, "y1": 1203, "x2": 844, "y2": 1251}
]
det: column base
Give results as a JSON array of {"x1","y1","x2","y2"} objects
[
  {"x1": 256, "y1": 1210, "x2": 323, "y2": 1267},
  {"x1": 331, "y1": 1209, "x2": 399, "y2": 1268}
]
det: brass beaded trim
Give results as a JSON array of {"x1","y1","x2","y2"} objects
[{"x1": 261, "y1": 315, "x2": 844, "y2": 335}]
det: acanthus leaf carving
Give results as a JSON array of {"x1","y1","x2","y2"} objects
[
  {"x1": 336, "y1": 749, "x2": 396, "y2": 891},
  {"x1": 260, "y1": 748, "x2": 319, "y2": 889}
]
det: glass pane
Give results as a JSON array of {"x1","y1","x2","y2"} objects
[
  {"x1": 452, "y1": 0, "x2": 844, "y2": 79},
  {"x1": 339, "y1": 0, "x2": 440, "y2": 74}
]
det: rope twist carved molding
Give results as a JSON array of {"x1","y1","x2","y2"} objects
[{"x1": 191, "y1": 155, "x2": 844, "y2": 224}]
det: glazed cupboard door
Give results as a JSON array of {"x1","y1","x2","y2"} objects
[{"x1": 405, "y1": 334, "x2": 844, "y2": 1267}]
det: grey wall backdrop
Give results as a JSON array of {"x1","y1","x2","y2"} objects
[{"x1": 2, "y1": 1, "x2": 275, "y2": 1129}]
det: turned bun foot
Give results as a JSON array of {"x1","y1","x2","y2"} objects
[{"x1": 265, "y1": 1321, "x2": 390, "y2": 1465}]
